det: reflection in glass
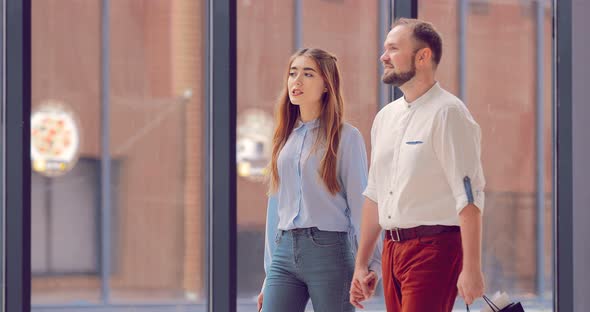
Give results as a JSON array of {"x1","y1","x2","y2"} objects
[{"x1": 237, "y1": 109, "x2": 274, "y2": 180}]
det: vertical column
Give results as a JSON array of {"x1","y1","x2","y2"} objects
[
  {"x1": 378, "y1": 0, "x2": 394, "y2": 109},
  {"x1": 556, "y1": 0, "x2": 572, "y2": 310},
  {"x1": 4, "y1": 0, "x2": 31, "y2": 311},
  {"x1": 393, "y1": 0, "x2": 417, "y2": 100},
  {"x1": 99, "y1": 0, "x2": 112, "y2": 304},
  {"x1": 294, "y1": 0, "x2": 302, "y2": 50},
  {"x1": 571, "y1": 1, "x2": 590, "y2": 311},
  {"x1": 534, "y1": 0, "x2": 546, "y2": 299},
  {"x1": 458, "y1": 0, "x2": 466, "y2": 101},
  {"x1": 209, "y1": 0, "x2": 237, "y2": 311}
]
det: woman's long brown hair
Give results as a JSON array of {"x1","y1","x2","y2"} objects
[{"x1": 268, "y1": 48, "x2": 344, "y2": 195}]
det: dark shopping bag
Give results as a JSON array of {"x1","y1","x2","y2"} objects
[{"x1": 466, "y1": 295, "x2": 525, "y2": 312}]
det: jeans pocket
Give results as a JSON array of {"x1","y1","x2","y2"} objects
[
  {"x1": 274, "y1": 231, "x2": 282, "y2": 244},
  {"x1": 309, "y1": 229, "x2": 343, "y2": 247}
]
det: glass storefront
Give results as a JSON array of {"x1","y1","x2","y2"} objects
[{"x1": 0, "y1": 0, "x2": 572, "y2": 311}]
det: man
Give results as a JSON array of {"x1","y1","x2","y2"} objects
[{"x1": 350, "y1": 18, "x2": 486, "y2": 312}]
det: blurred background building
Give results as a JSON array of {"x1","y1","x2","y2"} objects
[
  {"x1": 30, "y1": 0, "x2": 552, "y2": 309},
  {"x1": 3, "y1": 0, "x2": 589, "y2": 311}
]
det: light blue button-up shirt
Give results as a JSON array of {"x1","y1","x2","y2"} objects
[{"x1": 263, "y1": 119, "x2": 382, "y2": 287}]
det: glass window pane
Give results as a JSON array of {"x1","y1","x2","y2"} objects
[
  {"x1": 31, "y1": 0, "x2": 208, "y2": 308},
  {"x1": 236, "y1": 1, "x2": 293, "y2": 304},
  {"x1": 236, "y1": 0, "x2": 382, "y2": 310},
  {"x1": 302, "y1": 0, "x2": 380, "y2": 141},
  {"x1": 31, "y1": 0, "x2": 102, "y2": 303},
  {"x1": 419, "y1": 0, "x2": 554, "y2": 309}
]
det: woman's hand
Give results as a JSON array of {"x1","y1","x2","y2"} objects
[{"x1": 257, "y1": 292, "x2": 264, "y2": 312}]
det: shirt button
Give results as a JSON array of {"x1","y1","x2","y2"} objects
[
  {"x1": 388, "y1": 215, "x2": 391, "y2": 219},
  {"x1": 389, "y1": 191, "x2": 393, "y2": 195}
]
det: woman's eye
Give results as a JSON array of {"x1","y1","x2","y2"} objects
[
  {"x1": 289, "y1": 72, "x2": 296, "y2": 77},
  {"x1": 305, "y1": 73, "x2": 313, "y2": 77}
]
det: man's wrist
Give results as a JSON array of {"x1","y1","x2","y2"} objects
[{"x1": 462, "y1": 262, "x2": 482, "y2": 272}]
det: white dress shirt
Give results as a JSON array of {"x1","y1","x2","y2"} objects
[{"x1": 363, "y1": 82, "x2": 485, "y2": 229}]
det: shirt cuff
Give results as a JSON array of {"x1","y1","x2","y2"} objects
[
  {"x1": 362, "y1": 188, "x2": 378, "y2": 203},
  {"x1": 455, "y1": 191, "x2": 485, "y2": 213}
]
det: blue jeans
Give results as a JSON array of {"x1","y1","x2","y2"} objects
[{"x1": 262, "y1": 227, "x2": 355, "y2": 312}]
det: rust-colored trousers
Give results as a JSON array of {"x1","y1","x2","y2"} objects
[{"x1": 382, "y1": 231, "x2": 463, "y2": 312}]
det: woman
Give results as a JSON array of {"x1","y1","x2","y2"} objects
[{"x1": 258, "y1": 48, "x2": 381, "y2": 312}]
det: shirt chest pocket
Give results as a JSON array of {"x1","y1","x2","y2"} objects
[{"x1": 398, "y1": 139, "x2": 432, "y2": 173}]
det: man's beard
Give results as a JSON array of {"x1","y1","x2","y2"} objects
[{"x1": 382, "y1": 63, "x2": 416, "y2": 87}]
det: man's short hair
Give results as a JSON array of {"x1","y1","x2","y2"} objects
[{"x1": 392, "y1": 18, "x2": 443, "y2": 66}]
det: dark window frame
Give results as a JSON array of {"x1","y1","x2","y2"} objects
[{"x1": 5, "y1": 0, "x2": 32, "y2": 311}]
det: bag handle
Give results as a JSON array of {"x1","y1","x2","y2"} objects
[
  {"x1": 465, "y1": 295, "x2": 501, "y2": 312},
  {"x1": 483, "y1": 295, "x2": 501, "y2": 311}
]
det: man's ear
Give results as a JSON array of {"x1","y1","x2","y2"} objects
[
  {"x1": 416, "y1": 48, "x2": 433, "y2": 66},
  {"x1": 420, "y1": 49, "x2": 431, "y2": 62}
]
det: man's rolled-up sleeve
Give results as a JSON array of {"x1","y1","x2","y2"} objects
[{"x1": 433, "y1": 105, "x2": 486, "y2": 213}]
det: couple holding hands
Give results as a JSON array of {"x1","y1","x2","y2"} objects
[{"x1": 258, "y1": 18, "x2": 486, "y2": 312}]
